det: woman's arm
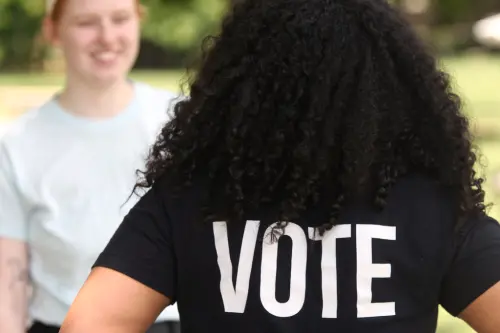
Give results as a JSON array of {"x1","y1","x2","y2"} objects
[
  {"x1": 459, "y1": 281, "x2": 500, "y2": 333},
  {"x1": 61, "y1": 181, "x2": 177, "y2": 333},
  {"x1": 440, "y1": 216, "x2": 500, "y2": 332},
  {"x1": 60, "y1": 267, "x2": 170, "y2": 333},
  {"x1": 0, "y1": 238, "x2": 29, "y2": 333}
]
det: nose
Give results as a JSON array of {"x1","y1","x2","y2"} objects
[{"x1": 98, "y1": 20, "x2": 116, "y2": 46}]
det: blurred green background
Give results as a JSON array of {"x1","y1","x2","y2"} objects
[{"x1": 1, "y1": 1, "x2": 500, "y2": 332}]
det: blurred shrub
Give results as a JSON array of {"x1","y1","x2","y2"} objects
[{"x1": 0, "y1": 0, "x2": 45, "y2": 70}]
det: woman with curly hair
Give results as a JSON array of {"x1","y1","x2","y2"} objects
[{"x1": 61, "y1": 0, "x2": 500, "y2": 332}]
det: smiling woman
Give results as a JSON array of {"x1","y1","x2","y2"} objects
[
  {"x1": 0, "y1": 0, "x2": 180, "y2": 332},
  {"x1": 43, "y1": 0, "x2": 142, "y2": 94}
]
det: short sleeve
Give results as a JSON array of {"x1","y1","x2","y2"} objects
[
  {"x1": 92, "y1": 184, "x2": 177, "y2": 302},
  {"x1": 0, "y1": 143, "x2": 28, "y2": 241},
  {"x1": 440, "y1": 215, "x2": 500, "y2": 316}
]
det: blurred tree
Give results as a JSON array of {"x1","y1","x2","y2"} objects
[
  {"x1": 436, "y1": 0, "x2": 500, "y2": 24},
  {"x1": 141, "y1": 0, "x2": 227, "y2": 52},
  {"x1": 228, "y1": 0, "x2": 243, "y2": 7},
  {"x1": 394, "y1": 0, "x2": 500, "y2": 52},
  {"x1": 0, "y1": 0, "x2": 45, "y2": 70}
]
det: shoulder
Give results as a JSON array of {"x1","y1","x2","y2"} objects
[
  {"x1": 149, "y1": 172, "x2": 212, "y2": 211},
  {"x1": 380, "y1": 173, "x2": 457, "y2": 230},
  {"x1": 134, "y1": 82, "x2": 179, "y2": 108},
  {"x1": 0, "y1": 102, "x2": 55, "y2": 181},
  {"x1": 133, "y1": 82, "x2": 182, "y2": 126},
  {"x1": 388, "y1": 173, "x2": 498, "y2": 240},
  {"x1": 1, "y1": 100, "x2": 54, "y2": 152},
  {"x1": 391, "y1": 173, "x2": 452, "y2": 203}
]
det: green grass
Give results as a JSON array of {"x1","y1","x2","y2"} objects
[
  {"x1": 0, "y1": 70, "x2": 185, "y2": 90},
  {"x1": 0, "y1": 70, "x2": 185, "y2": 119},
  {"x1": 442, "y1": 54, "x2": 500, "y2": 117},
  {"x1": 1, "y1": 54, "x2": 500, "y2": 333},
  {"x1": 1, "y1": 54, "x2": 499, "y2": 115}
]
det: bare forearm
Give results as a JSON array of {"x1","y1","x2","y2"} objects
[
  {"x1": 0, "y1": 278, "x2": 29, "y2": 333},
  {"x1": 0, "y1": 240, "x2": 29, "y2": 333},
  {"x1": 0, "y1": 313, "x2": 27, "y2": 333},
  {"x1": 59, "y1": 323, "x2": 141, "y2": 333}
]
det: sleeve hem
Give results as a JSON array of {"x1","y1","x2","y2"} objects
[
  {"x1": 0, "y1": 231, "x2": 28, "y2": 242},
  {"x1": 445, "y1": 272, "x2": 500, "y2": 317},
  {"x1": 440, "y1": 218, "x2": 500, "y2": 316},
  {"x1": 93, "y1": 253, "x2": 176, "y2": 305}
]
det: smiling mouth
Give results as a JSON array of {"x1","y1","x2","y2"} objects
[{"x1": 92, "y1": 51, "x2": 119, "y2": 63}]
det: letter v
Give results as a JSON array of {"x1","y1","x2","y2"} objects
[{"x1": 213, "y1": 220, "x2": 260, "y2": 313}]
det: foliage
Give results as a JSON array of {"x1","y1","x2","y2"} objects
[
  {"x1": 141, "y1": 0, "x2": 227, "y2": 51},
  {"x1": 0, "y1": 0, "x2": 45, "y2": 70},
  {"x1": 0, "y1": 0, "x2": 499, "y2": 70},
  {"x1": 435, "y1": 0, "x2": 500, "y2": 24}
]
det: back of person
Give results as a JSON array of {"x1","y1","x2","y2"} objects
[
  {"x1": 60, "y1": 0, "x2": 500, "y2": 332},
  {"x1": 96, "y1": 173, "x2": 499, "y2": 333}
]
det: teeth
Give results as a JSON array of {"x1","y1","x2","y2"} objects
[{"x1": 94, "y1": 52, "x2": 116, "y2": 62}]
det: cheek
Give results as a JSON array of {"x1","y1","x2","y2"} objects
[
  {"x1": 61, "y1": 31, "x2": 97, "y2": 52},
  {"x1": 121, "y1": 23, "x2": 141, "y2": 47},
  {"x1": 60, "y1": 36, "x2": 98, "y2": 68}
]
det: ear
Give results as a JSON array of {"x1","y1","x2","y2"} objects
[
  {"x1": 42, "y1": 16, "x2": 60, "y2": 46},
  {"x1": 138, "y1": 4, "x2": 148, "y2": 21}
]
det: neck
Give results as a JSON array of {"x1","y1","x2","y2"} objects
[{"x1": 57, "y1": 77, "x2": 135, "y2": 119}]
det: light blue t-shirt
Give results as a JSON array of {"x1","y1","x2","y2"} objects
[{"x1": 0, "y1": 82, "x2": 180, "y2": 325}]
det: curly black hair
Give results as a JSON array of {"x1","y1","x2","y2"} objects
[{"x1": 137, "y1": 0, "x2": 487, "y2": 236}]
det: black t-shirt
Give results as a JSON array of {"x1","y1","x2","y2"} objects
[{"x1": 93, "y1": 174, "x2": 500, "y2": 333}]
